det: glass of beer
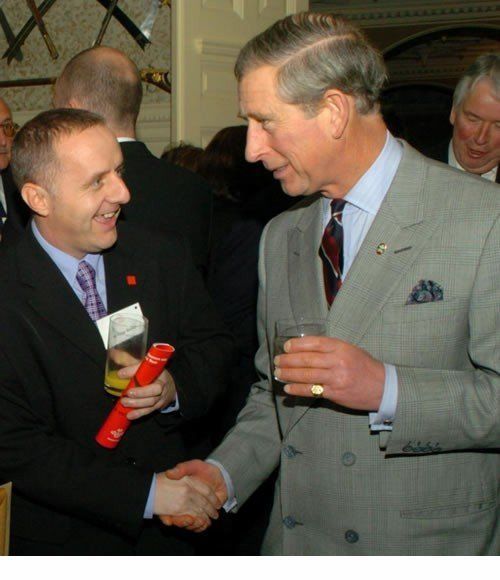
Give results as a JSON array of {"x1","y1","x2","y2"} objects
[
  {"x1": 104, "y1": 313, "x2": 148, "y2": 396},
  {"x1": 273, "y1": 318, "x2": 326, "y2": 383}
]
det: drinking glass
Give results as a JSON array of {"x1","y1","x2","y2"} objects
[
  {"x1": 273, "y1": 318, "x2": 326, "y2": 382},
  {"x1": 104, "y1": 313, "x2": 148, "y2": 396}
]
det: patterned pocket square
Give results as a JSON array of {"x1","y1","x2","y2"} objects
[{"x1": 406, "y1": 280, "x2": 443, "y2": 305}]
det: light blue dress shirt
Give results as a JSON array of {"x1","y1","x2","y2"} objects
[
  {"x1": 32, "y1": 221, "x2": 107, "y2": 310},
  {"x1": 321, "y1": 131, "x2": 402, "y2": 430}
]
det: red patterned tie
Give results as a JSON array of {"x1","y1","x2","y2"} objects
[{"x1": 319, "y1": 199, "x2": 346, "y2": 307}]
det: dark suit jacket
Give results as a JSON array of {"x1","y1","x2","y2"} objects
[
  {"x1": 119, "y1": 141, "x2": 213, "y2": 274},
  {"x1": 0, "y1": 167, "x2": 30, "y2": 246},
  {"x1": 0, "y1": 224, "x2": 233, "y2": 555}
]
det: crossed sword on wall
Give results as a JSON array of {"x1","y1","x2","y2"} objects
[{"x1": 0, "y1": 0, "x2": 171, "y2": 91}]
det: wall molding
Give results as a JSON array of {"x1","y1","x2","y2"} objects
[
  {"x1": 196, "y1": 39, "x2": 242, "y2": 58},
  {"x1": 311, "y1": 1, "x2": 500, "y2": 27}
]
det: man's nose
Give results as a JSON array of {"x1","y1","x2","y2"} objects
[
  {"x1": 474, "y1": 121, "x2": 490, "y2": 145},
  {"x1": 111, "y1": 174, "x2": 131, "y2": 204},
  {"x1": 245, "y1": 122, "x2": 268, "y2": 163}
]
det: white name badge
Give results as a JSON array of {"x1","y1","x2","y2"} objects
[{"x1": 95, "y1": 302, "x2": 144, "y2": 347}]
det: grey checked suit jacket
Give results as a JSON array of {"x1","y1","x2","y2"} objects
[{"x1": 211, "y1": 142, "x2": 500, "y2": 555}]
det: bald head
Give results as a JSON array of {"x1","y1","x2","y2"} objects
[{"x1": 53, "y1": 46, "x2": 142, "y2": 137}]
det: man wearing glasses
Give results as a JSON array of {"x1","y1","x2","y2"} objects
[{"x1": 0, "y1": 97, "x2": 29, "y2": 244}]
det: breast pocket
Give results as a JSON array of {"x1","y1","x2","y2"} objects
[
  {"x1": 373, "y1": 298, "x2": 470, "y2": 368},
  {"x1": 382, "y1": 297, "x2": 468, "y2": 324}
]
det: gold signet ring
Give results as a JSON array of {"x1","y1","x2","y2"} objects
[{"x1": 310, "y1": 384, "x2": 324, "y2": 397}]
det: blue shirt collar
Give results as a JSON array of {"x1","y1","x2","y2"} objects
[
  {"x1": 31, "y1": 220, "x2": 102, "y2": 283},
  {"x1": 323, "y1": 131, "x2": 403, "y2": 216}
]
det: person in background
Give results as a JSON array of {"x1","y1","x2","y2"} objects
[
  {"x1": 161, "y1": 143, "x2": 204, "y2": 173},
  {"x1": 428, "y1": 53, "x2": 499, "y2": 183},
  {"x1": 53, "y1": 46, "x2": 213, "y2": 275},
  {"x1": 0, "y1": 97, "x2": 29, "y2": 244}
]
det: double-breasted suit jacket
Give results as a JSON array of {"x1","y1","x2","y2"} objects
[
  {"x1": 211, "y1": 143, "x2": 500, "y2": 555},
  {"x1": 0, "y1": 224, "x2": 233, "y2": 554}
]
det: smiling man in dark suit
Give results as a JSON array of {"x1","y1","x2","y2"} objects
[
  {"x1": 0, "y1": 109, "x2": 232, "y2": 555},
  {"x1": 53, "y1": 46, "x2": 213, "y2": 275}
]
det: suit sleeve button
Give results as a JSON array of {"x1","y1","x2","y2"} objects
[
  {"x1": 283, "y1": 516, "x2": 296, "y2": 529},
  {"x1": 345, "y1": 529, "x2": 359, "y2": 543},
  {"x1": 341, "y1": 452, "x2": 356, "y2": 466},
  {"x1": 126, "y1": 457, "x2": 137, "y2": 466}
]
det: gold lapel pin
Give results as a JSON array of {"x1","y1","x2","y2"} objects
[{"x1": 376, "y1": 242, "x2": 387, "y2": 255}]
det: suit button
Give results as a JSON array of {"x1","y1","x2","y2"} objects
[
  {"x1": 126, "y1": 457, "x2": 137, "y2": 466},
  {"x1": 341, "y1": 452, "x2": 356, "y2": 466},
  {"x1": 283, "y1": 516, "x2": 297, "y2": 529},
  {"x1": 283, "y1": 445, "x2": 297, "y2": 458},
  {"x1": 345, "y1": 529, "x2": 359, "y2": 543}
]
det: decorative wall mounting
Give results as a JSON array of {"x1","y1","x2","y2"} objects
[{"x1": 0, "y1": 0, "x2": 171, "y2": 92}]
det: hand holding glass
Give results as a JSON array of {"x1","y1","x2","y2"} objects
[
  {"x1": 104, "y1": 313, "x2": 148, "y2": 396},
  {"x1": 274, "y1": 318, "x2": 326, "y2": 382}
]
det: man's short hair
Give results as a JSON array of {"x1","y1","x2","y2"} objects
[
  {"x1": 55, "y1": 47, "x2": 143, "y2": 128},
  {"x1": 11, "y1": 108, "x2": 105, "y2": 191},
  {"x1": 452, "y1": 53, "x2": 500, "y2": 109},
  {"x1": 235, "y1": 12, "x2": 387, "y2": 115}
]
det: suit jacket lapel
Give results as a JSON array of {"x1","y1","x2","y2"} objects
[
  {"x1": 285, "y1": 143, "x2": 447, "y2": 434},
  {"x1": 326, "y1": 143, "x2": 445, "y2": 345},
  {"x1": 287, "y1": 195, "x2": 328, "y2": 322},
  {"x1": 18, "y1": 233, "x2": 105, "y2": 368},
  {"x1": 103, "y1": 240, "x2": 142, "y2": 314}
]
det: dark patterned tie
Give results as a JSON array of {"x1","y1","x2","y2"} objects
[
  {"x1": 76, "y1": 260, "x2": 107, "y2": 321},
  {"x1": 319, "y1": 199, "x2": 346, "y2": 307},
  {"x1": 0, "y1": 201, "x2": 6, "y2": 233}
]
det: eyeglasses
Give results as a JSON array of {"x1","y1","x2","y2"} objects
[{"x1": 0, "y1": 120, "x2": 19, "y2": 138}]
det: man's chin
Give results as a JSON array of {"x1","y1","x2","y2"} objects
[{"x1": 462, "y1": 160, "x2": 497, "y2": 175}]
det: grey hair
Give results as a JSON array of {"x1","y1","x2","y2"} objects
[
  {"x1": 235, "y1": 12, "x2": 387, "y2": 115},
  {"x1": 452, "y1": 53, "x2": 500, "y2": 109}
]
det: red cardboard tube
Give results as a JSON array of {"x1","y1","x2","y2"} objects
[{"x1": 95, "y1": 343, "x2": 175, "y2": 449}]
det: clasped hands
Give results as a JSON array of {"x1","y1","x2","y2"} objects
[{"x1": 153, "y1": 460, "x2": 228, "y2": 532}]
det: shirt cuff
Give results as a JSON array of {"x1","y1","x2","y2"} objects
[
  {"x1": 144, "y1": 474, "x2": 156, "y2": 519},
  {"x1": 161, "y1": 394, "x2": 179, "y2": 414},
  {"x1": 206, "y1": 458, "x2": 237, "y2": 512},
  {"x1": 369, "y1": 363, "x2": 398, "y2": 431}
]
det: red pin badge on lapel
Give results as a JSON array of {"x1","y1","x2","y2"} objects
[{"x1": 126, "y1": 275, "x2": 137, "y2": 286}]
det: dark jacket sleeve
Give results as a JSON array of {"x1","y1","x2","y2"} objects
[{"x1": 160, "y1": 233, "x2": 235, "y2": 420}]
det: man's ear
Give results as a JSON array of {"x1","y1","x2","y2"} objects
[
  {"x1": 323, "y1": 89, "x2": 350, "y2": 139},
  {"x1": 449, "y1": 107, "x2": 456, "y2": 126},
  {"x1": 21, "y1": 183, "x2": 51, "y2": 217}
]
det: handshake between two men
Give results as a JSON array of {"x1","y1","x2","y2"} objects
[{"x1": 153, "y1": 461, "x2": 227, "y2": 532}]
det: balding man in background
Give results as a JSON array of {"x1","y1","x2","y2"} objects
[
  {"x1": 53, "y1": 47, "x2": 213, "y2": 274},
  {"x1": 0, "y1": 97, "x2": 29, "y2": 244},
  {"x1": 429, "y1": 53, "x2": 500, "y2": 183}
]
